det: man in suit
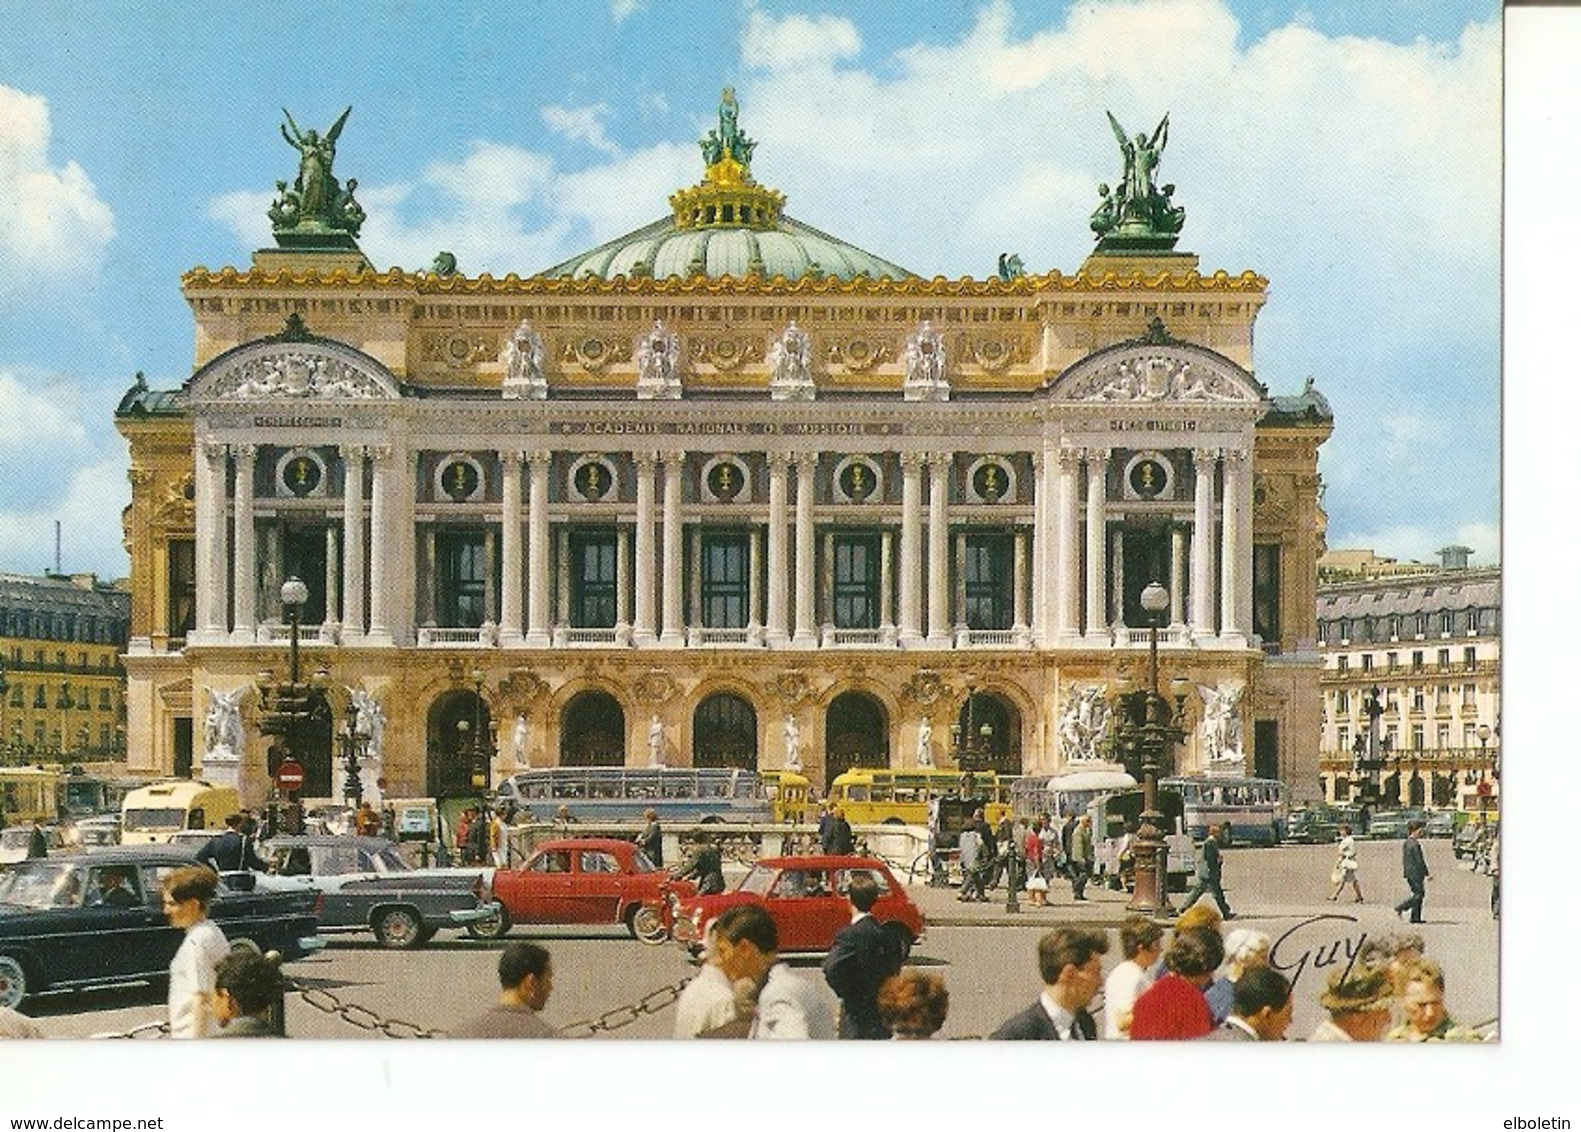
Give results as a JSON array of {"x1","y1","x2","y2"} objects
[
  {"x1": 1205, "y1": 967, "x2": 1293, "y2": 1041},
  {"x1": 1184, "y1": 823, "x2": 1233, "y2": 919},
  {"x1": 196, "y1": 813, "x2": 268, "y2": 873},
  {"x1": 822, "y1": 873, "x2": 904, "y2": 1039},
  {"x1": 1394, "y1": 820, "x2": 1431, "y2": 923},
  {"x1": 1069, "y1": 814, "x2": 1094, "y2": 901},
  {"x1": 990, "y1": 927, "x2": 1108, "y2": 1040},
  {"x1": 820, "y1": 806, "x2": 854, "y2": 855}
]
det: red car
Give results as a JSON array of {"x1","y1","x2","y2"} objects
[
  {"x1": 475, "y1": 837, "x2": 691, "y2": 943},
  {"x1": 671, "y1": 855, "x2": 924, "y2": 958}
]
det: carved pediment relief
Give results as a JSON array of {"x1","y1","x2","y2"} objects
[
  {"x1": 1051, "y1": 342, "x2": 1262, "y2": 407},
  {"x1": 187, "y1": 339, "x2": 402, "y2": 403}
]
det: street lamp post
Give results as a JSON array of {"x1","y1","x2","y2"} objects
[
  {"x1": 340, "y1": 698, "x2": 365, "y2": 809},
  {"x1": 1113, "y1": 581, "x2": 1185, "y2": 917},
  {"x1": 1475, "y1": 723, "x2": 1493, "y2": 825},
  {"x1": 259, "y1": 577, "x2": 313, "y2": 834},
  {"x1": 469, "y1": 667, "x2": 492, "y2": 814},
  {"x1": 950, "y1": 687, "x2": 1016, "y2": 912}
]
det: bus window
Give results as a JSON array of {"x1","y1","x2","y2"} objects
[
  {"x1": 589, "y1": 775, "x2": 623, "y2": 799},
  {"x1": 846, "y1": 785, "x2": 870, "y2": 802},
  {"x1": 869, "y1": 782, "x2": 893, "y2": 803},
  {"x1": 662, "y1": 775, "x2": 693, "y2": 799}
]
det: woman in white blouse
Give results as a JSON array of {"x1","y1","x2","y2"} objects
[
  {"x1": 1328, "y1": 824, "x2": 1364, "y2": 903},
  {"x1": 161, "y1": 865, "x2": 230, "y2": 1038}
]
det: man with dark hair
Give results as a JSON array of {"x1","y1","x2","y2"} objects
[
  {"x1": 1184, "y1": 823, "x2": 1233, "y2": 919},
  {"x1": 991, "y1": 928, "x2": 1109, "y2": 1040},
  {"x1": 823, "y1": 872, "x2": 903, "y2": 1039},
  {"x1": 213, "y1": 949, "x2": 284, "y2": 1038},
  {"x1": 1130, "y1": 927, "x2": 1224, "y2": 1040},
  {"x1": 673, "y1": 831, "x2": 725, "y2": 895},
  {"x1": 638, "y1": 807, "x2": 663, "y2": 866},
  {"x1": 675, "y1": 903, "x2": 833, "y2": 1039},
  {"x1": 1206, "y1": 967, "x2": 1292, "y2": 1041},
  {"x1": 1104, "y1": 916, "x2": 1164, "y2": 1039},
  {"x1": 451, "y1": 941, "x2": 559, "y2": 1038},
  {"x1": 820, "y1": 805, "x2": 854, "y2": 855},
  {"x1": 196, "y1": 813, "x2": 268, "y2": 873},
  {"x1": 1394, "y1": 820, "x2": 1430, "y2": 924}
]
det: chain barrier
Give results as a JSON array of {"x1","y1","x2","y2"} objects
[
  {"x1": 289, "y1": 977, "x2": 446, "y2": 1039},
  {"x1": 558, "y1": 977, "x2": 690, "y2": 1039},
  {"x1": 95, "y1": 1018, "x2": 171, "y2": 1040}
]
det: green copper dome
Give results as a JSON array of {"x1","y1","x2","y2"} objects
[{"x1": 538, "y1": 89, "x2": 915, "y2": 284}]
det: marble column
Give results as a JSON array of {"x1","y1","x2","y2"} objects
[
  {"x1": 616, "y1": 525, "x2": 632, "y2": 638},
  {"x1": 366, "y1": 445, "x2": 396, "y2": 645},
  {"x1": 1083, "y1": 448, "x2": 1109, "y2": 640},
  {"x1": 193, "y1": 438, "x2": 229, "y2": 643},
  {"x1": 898, "y1": 452, "x2": 924, "y2": 646},
  {"x1": 230, "y1": 444, "x2": 257, "y2": 642},
  {"x1": 766, "y1": 454, "x2": 790, "y2": 646},
  {"x1": 525, "y1": 451, "x2": 552, "y2": 647},
  {"x1": 1192, "y1": 448, "x2": 1218, "y2": 640},
  {"x1": 660, "y1": 451, "x2": 686, "y2": 647},
  {"x1": 792, "y1": 458, "x2": 817, "y2": 647},
  {"x1": 323, "y1": 525, "x2": 339, "y2": 633},
  {"x1": 879, "y1": 528, "x2": 895, "y2": 640},
  {"x1": 1013, "y1": 528, "x2": 1029, "y2": 635},
  {"x1": 499, "y1": 451, "x2": 524, "y2": 645},
  {"x1": 1110, "y1": 528, "x2": 1125, "y2": 632},
  {"x1": 1221, "y1": 448, "x2": 1250, "y2": 645},
  {"x1": 925, "y1": 454, "x2": 951, "y2": 647},
  {"x1": 1055, "y1": 447, "x2": 1082, "y2": 641},
  {"x1": 748, "y1": 526, "x2": 763, "y2": 639},
  {"x1": 633, "y1": 453, "x2": 657, "y2": 645},
  {"x1": 342, "y1": 446, "x2": 366, "y2": 638},
  {"x1": 1031, "y1": 448, "x2": 1048, "y2": 641},
  {"x1": 1170, "y1": 524, "x2": 1187, "y2": 627}
]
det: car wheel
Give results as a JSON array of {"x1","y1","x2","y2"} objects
[
  {"x1": 882, "y1": 921, "x2": 913, "y2": 962},
  {"x1": 373, "y1": 907, "x2": 424, "y2": 950},
  {"x1": 466, "y1": 905, "x2": 512, "y2": 941},
  {"x1": 628, "y1": 904, "x2": 669, "y2": 945},
  {"x1": 0, "y1": 954, "x2": 29, "y2": 1010}
]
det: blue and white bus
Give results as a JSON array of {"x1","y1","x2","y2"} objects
[
  {"x1": 1160, "y1": 775, "x2": 1288, "y2": 847},
  {"x1": 495, "y1": 767, "x2": 773, "y2": 824}
]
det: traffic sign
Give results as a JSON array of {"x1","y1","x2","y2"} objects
[{"x1": 276, "y1": 759, "x2": 306, "y2": 790}]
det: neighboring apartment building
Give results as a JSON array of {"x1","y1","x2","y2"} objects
[
  {"x1": 0, "y1": 573, "x2": 131, "y2": 764},
  {"x1": 1316, "y1": 549, "x2": 1500, "y2": 810},
  {"x1": 114, "y1": 92, "x2": 1332, "y2": 806}
]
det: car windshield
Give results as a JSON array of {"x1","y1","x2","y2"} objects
[
  {"x1": 0, "y1": 829, "x2": 29, "y2": 849},
  {"x1": 369, "y1": 846, "x2": 411, "y2": 873},
  {"x1": 631, "y1": 850, "x2": 658, "y2": 873},
  {"x1": 123, "y1": 807, "x2": 187, "y2": 832},
  {"x1": 0, "y1": 862, "x2": 81, "y2": 909},
  {"x1": 738, "y1": 864, "x2": 778, "y2": 895}
]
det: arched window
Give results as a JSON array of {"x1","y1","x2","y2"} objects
[
  {"x1": 693, "y1": 693, "x2": 758, "y2": 769},
  {"x1": 560, "y1": 691, "x2": 626, "y2": 767},
  {"x1": 824, "y1": 692, "x2": 889, "y2": 783}
]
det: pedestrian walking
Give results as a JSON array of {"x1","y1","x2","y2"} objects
[
  {"x1": 1184, "y1": 823, "x2": 1234, "y2": 919},
  {"x1": 673, "y1": 831, "x2": 726, "y2": 895},
  {"x1": 638, "y1": 807, "x2": 664, "y2": 866},
  {"x1": 25, "y1": 819, "x2": 49, "y2": 859},
  {"x1": 957, "y1": 822, "x2": 985, "y2": 902},
  {"x1": 823, "y1": 873, "x2": 904, "y2": 1039},
  {"x1": 161, "y1": 865, "x2": 229, "y2": 1038},
  {"x1": 1104, "y1": 916, "x2": 1163, "y2": 1040},
  {"x1": 212, "y1": 949, "x2": 285, "y2": 1038},
  {"x1": 1068, "y1": 814, "x2": 1094, "y2": 901},
  {"x1": 990, "y1": 927, "x2": 1108, "y2": 1040},
  {"x1": 820, "y1": 805, "x2": 854, "y2": 855},
  {"x1": 1328, "y1": 823, "x2": 1364, "y2": 902},
  {"x1": 1394, "y1": 819, "x2": 1430, "y2": 923},
  {"x1": 451, "y1": 941, "x2": 560, "y2": 1038}
]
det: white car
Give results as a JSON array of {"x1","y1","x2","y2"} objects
[{"x1": 0, "y1": 826, "x2": 67, "y2": 866}]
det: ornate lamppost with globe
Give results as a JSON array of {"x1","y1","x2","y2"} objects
[
  {"x1": 950, "y1": 687, "x2": 1018, "y2": 913},
  {"x1": 1111, "y1": 582, "x2": 1188, "y2": 917},
  {"x1": 258, "y1": 577, "x2": 315, "y2": 834},
  {"x1": 339, "y1": 698, "x2": 366, "y2": 809}
]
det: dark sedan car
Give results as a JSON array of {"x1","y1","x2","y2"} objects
[
  {"x1": 258, "y1": 835, "x2": 498, "y2": 948},
  {"x1": 0, "y1": 847, "x2": 324, "y2": 1010}
]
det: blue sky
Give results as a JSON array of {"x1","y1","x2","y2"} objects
[{"x1": 0, "y1": 0, "x2": 1500, "y2": 579}]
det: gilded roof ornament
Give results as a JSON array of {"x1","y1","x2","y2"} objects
[{"x1": 670, "y1": 88, "x2": 785, "y2": 234}]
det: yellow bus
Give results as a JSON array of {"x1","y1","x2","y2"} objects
[
  {"x1": 758, "y1": 769, "x2": 816, "y2": 824},
  {"x1": 0, "y1": 766, "x2": 64, "y2": 826},
  {"x1": 826, "y1": 768, "x2": 1012, "y2": 827}
]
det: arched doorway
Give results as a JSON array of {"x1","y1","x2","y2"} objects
[
  {"x1": 825, "y1": 691, "x2": 888, "y2": 783},
  {"x1": 953, "y1": 691, "x2": 1021, "y2": 775},
  {"x1": 561, "y1": 691, "x2": 626, "y2": 766},
  {"x1": 693, "y1": 693, "x2": 757, "y2": 769},
  {"x1": 426, "y1": 690, "x2": 492, "y2": 799},
  {"x1": 1406, "y1": 771, "x2": 1426, "y2": 807}
]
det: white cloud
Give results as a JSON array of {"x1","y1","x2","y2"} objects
[
  {"x1": 0, "y1": 86, "x2": 115, "y2": 296},
  {"x1": 0, "y1": 455, "x2": 129, "y2": 579},
  {"x1": 206, "y1": 190, "x2": 275, "y2": 255},
  {"x1": 542, "y1": 103, "x2": 621, "y2": 156},
  {"x1": 611, "y1": 0, "x2": 642, "y2": 24},
  {"x1": 741, "y1": 9, "x2": 863, "y2": 72}
]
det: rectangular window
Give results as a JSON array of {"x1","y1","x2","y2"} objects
[
  {"x1": 1361, "y1": 654, "x2": 1373, "y2": 673},
  {"x1": 1463, "y1": 723, "x2": 1476, "y2": 747},
  {"x1": 1336, "y1": 689, "x2": 1349, "y2": 713},
  {"x1": 1411, "y1": 650, "x2": 1423, "y2": 672},
  {"x1": 1411, "y1": 723, "x2": 1424, "y2": 750},
  {"x1": 1467, "y1": 608, "x2": 1480, "y2": 633},
  {"x1": 167, "y1": 539, "x2": 196, "y2": 638},
  {"x1": 1386, "y1": 651, "x2": 1398, "y2": 672},
  {"x1": 1337, "y1": 656, "x2": 1349, "y2": 673},
  {"x1": 1411, "y1": 688, "x2": 1425, "y2": 712},
  {"x1": 832, "y1": 533, "x2": 881, "y2": 629},
  {"x1": 700, "y1": 531, "x2": 750, "y2": 629},
  {"x1": 1387, "y1": 615, "x2": 1400, "y2": 639},
  {"x1": 1436, "y1": 685, "x2": 1450, "y2": 709},
  {"x1": 1437, "y1": 648, "x2": 1451, "y2": 668},
  {"x1": 569, "y1": 529, "x2": 618, "y2": 629},
  {"x1": 1462, "y1": 684, "x2": 1476, "y2": 708},
  {"x1": 1440, "y1": 611, "x2": 1453, "y2": 635},
  {"x1": 1464, "y1": 646, "x2": 1477, "y2": 670},
  {"x1": 1337, "y1": 726, "x2": 1350, "y2": 754},
  {"x1": 963, "y1": 532, "x2": 1013, "y2": 631},
  {"x1": 1436, "y1": 723, "x2": 1451, "y2": 749},
  {"x1": 436, "y1": 528, "x2": 488, "y2": 628}
]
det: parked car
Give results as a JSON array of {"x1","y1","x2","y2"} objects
[
  {"x1": 1283, "y1": 808, "x2": 1341, "y2": 844},
  {"x1": 671, "y1": 854, "x2": 925, "y2": 960},
  {"x1": 480, "y1": 837, "x2": 691, "y2": 943},
  {"x1": 1424, "y1": 810, "x2": 1457, "y2": 839},
  {"x1": 70, "y1": 815, "x2": 122, "y2": 849},
  {"x1": 0, "y1": 846, "x2": 324, "y2": 1009},
  {"x1": 0, "y1": 826, "x2": 67, "y2": 866},
  {"x1": 258, "y1": 835, "x2": 498, "y2": 949},
  {"x1": 1366, "y1": 808, "x2": 1427, "y2": 839}
]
